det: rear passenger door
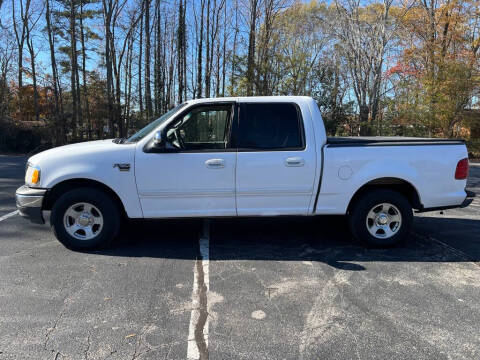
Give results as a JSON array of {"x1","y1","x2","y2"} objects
[{"x1": 235, "y1": 102, "x2": 317, "y2": 216}]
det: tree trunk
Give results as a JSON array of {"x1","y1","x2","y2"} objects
[
  {"x1": 153, "y1": 0, "x2": 160, "y2": 115},
  {"x1": 75, "y1": 57, "x2": 83, "y2": 140},
  {"x1": 183, "y1": 0, "x2": 187, "y2": 101},
  {"x1": 69, "y1": 0, "x2": 78, "y2": 141},
  {"x1": 80, "y1": 3, "x2": 91, "y2": 140},
  {"x1": 221, "y1": 2, "x2": 226, "y2": 96},
  {"x1": 215, "y1": 38, "x2": 220, "y2": 96},
  {"x1": 46, "y1": 0, "x2": 64, "y2": 144},
  {"x1": 138, "y1": 5, "x2": 144, "y2": 122},
  {"x1": 177, "y1": 0, "x2": 183, "y2": 103},
  {"x1": 102, "y1": 0, "x2": 114, "y2": 138},
  {"x1": 211, "y1": 0, "x2": 222, "y2": 97},
  {"x1": 246, "y1": 0, "x2": 258, "y2": 96},
  {"x1": 26, "y1": 37, "x2": 39, "y2": 122},
  {"x1": 205, "y1": 0, "x2": 211, "y2": 98},
  {"x1": 144, "y1": 0, "x2": 153, "y2": 121},
  {"x1": 177, "y1": 0, "x2": 185, "y2": 103},
  {"x1": 168, "y1": 27, "x2": 175, "y2": 108},
  {"x1": 24, "y1": 7, "x2": 38, "y2": 123},
  {"x1": 196, "y1": 0, "x2": 205, "y2": 98},
  {"x1": 160, "y1": 17, "x2": 167, "y2": 111},
  {"x1": 125, "y1": 35, "x2": 133, "y2": 136},
  {"x1": 12, "y1": 0, "x2": 32, "y2": 120},
  {"x1": 230, "y1": 0, "x2": 238, "y2": 92},
  {"x1": 359, "y1": 104, "x2": 369, "y2": 136}
]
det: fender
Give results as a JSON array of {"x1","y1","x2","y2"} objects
[
  {"x1": 348, "y1": 159, "x2": 422, "y2": 204},
  {"x1": 28, "y1": 140, "x2": 143, "y2": 218},
  {"x1": 42, "y1": 164, "x2": 143, "y2": 219},
  {"x1": 316, "y1": 156, "x2": 422, "y2": 214}
]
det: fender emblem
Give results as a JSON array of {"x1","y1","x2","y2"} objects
[{"x1": 113, "y1": 163, "x2": 131, "y2": 171}]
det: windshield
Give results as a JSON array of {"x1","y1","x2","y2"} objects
[{"x1": 126, "y1": 103, "x2": 187, "y2": 143}]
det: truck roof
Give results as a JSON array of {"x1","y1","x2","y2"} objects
[{"x1": 185, "y1": 96, "x2": 314, "y2": 105}]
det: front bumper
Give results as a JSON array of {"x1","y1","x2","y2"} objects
[{"x1": 15, "y1": 185, "x2": 47, "y2": 224}]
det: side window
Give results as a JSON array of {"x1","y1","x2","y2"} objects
[
  {"x1": 166, "y1": 105, "x2": 232, "y2": 150},
  {"x1": 238, "y1": 103, "x2": 304, "y2": 150}
]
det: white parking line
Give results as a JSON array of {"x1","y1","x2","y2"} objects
[
  {"x1": 187, "y1": 220, "x2": 210, "y2": 360},
  {"x1": 0, "y1": 210, "x2": 19, "y2": 222}
]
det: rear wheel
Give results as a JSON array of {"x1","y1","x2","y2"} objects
[
  {"x1": 51, "y1": 188, "x2": 120, "y2": 250},
  {"x1": 348, "y1": 189, "x2": 413, "y2": 247}
]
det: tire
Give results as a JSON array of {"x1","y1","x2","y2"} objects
[
  {"x1": 348, "y1": 189, "x2": 413, "y2": 247},
  {"x1": 51, "y1": 187, "x2": 120, "y2": 250}
]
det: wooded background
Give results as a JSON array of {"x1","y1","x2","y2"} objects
[{"x1": 0, "y1": 0, "x2": 479, "y2": 156}]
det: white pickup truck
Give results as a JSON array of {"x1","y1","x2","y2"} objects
[{"x1": 16, "y1": 96, "x2": 472, "y2": 250}]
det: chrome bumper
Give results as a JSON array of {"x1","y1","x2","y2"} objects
[{"x1": 15, "y1": 185, "x2": 47, "y2": 224}]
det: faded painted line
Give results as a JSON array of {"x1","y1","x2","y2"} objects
[
  {"x1": 0, "y1": 210, "x2": 19, "y2": 222},
  {"x1": 187, "y1": 220, "x2": 210, "y2": 360},
  {"x1": 415, "y1": 231, "x2": 480, "y2": 268},
  {"x1": 428, "y1": 236, "x2": 480, "y2": 267}
]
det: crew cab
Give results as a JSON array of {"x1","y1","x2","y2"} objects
[{"x1": 16, "y1": 96, "x2": 472, "y2": 250}]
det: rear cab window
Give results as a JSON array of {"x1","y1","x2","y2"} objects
[{"x1": 237, "y1": 102, "x2": 305, "y2": 151}]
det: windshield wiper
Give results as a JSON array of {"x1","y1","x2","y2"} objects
[{"x1": 112, "y1": 137, "x2": 127, "y2": 144}]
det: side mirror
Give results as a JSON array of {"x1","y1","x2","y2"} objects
[
  {"x1": 144, "y1": 129, "x2": 177, "y2": 153},
  {"x1": 153, "y1": 130, "x2": 164, "y2": 148}
]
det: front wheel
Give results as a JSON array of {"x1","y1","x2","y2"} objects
[
  {"x1": 348, "y1": 189, "x2": 413, "y2": 247},
  {"x1": 51, "y1": 188, "x2": 120, "y2": 250}
]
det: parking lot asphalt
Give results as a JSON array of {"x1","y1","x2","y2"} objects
[{"x1": 0, "y1": 154, "x2": 479, "y2": 360}]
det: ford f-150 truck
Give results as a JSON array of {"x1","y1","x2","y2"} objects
[{"x1": 16, "y1": 96, "x2": 472, "y2": 250}]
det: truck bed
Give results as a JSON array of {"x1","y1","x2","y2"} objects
[{"x1": 327, "y1": 137, "x2": 465, "y2": 147}]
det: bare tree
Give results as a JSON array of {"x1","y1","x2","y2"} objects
[
  {"x1": 138, "y1": 0, "x2": 144, "y2": 122},
  {"x1": 230, "y1": 0, "x2": 239, "y2": 92},
  {"x1": 79, "y1": 1, "x2": 91, "y2": 139},
  {"x1": 144, "y1": 0, "x2": 153, "y2": 121},
  {"x1": 102, "y1": 0, "x2": 115, "y2": 137},
  {"x1": 124, "y1": 32, "x2": 134, "y2": 134},
  {"x1": 246, "y1": 0, "x2": 259, "y2": 96},
  {"x1": 209, "y1": 0, "x2": 224, "y2": 97},
  {"x1": 25, "y1": 1, "x2": 43, "y2": 122},
  {"x1": 256, "y1": 0, "x2": 287, "y2": 95},
  {"x1": 333, "y1": 0, "x2": 396, "y2": 135},
  {"x1": 112, "y1": 1, "x2": 138, "y2": 136},
  {"x1": 68, "y1": 0, "x2": 81, "y2": 140},
  {"x1": 46, "y1": 0, "x2": 65, "y2": 143},
  {"x1": 177, "y1": 0, "x2": 186, "y2": 102},
  {"x1": 11, "y1": 0, "x2": 32, "y2": 119},
  {"x1": 195, "y1": 0, "x2": 205, "y2": 98},
  {"x1": 0, "y1": 31, "x2": 14, "y2": 122},
  {"x1": 154, "y1": 0, "x2": 161, "y2": 114},
  {"x1": 221, "y1": 1, "x2": 227, "y2": 96}
]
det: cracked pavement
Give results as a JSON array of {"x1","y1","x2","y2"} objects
[{"x1": 0, "y1": 155, "x2": 479, "y2": 359}]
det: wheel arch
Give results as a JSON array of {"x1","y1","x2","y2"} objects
[
  {"x1": 347, "y1": 177, "x2": 422, "y2": 213},
  {"x1": 43, "y1": 178, "x2": 127, "y2": 217}
]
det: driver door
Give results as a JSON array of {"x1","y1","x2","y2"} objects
[{"x1": 135, "y1": 103, "x2": 237, "y2": 218}]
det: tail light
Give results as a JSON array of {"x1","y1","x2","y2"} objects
[{"x1": 455, "y1": 158, "x2": 469, "y2": 180}]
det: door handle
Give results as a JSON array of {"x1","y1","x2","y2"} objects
[
  {"x1": 205, "y1": 159, "x2": 225, "y2": 168},
  {"x1": 285, "y1": 157, "x2": 304, "y2": 167}
]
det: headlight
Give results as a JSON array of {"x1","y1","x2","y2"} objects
[{"x1": 25, "y1": 163, "x2": 41, "y2": 186}]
